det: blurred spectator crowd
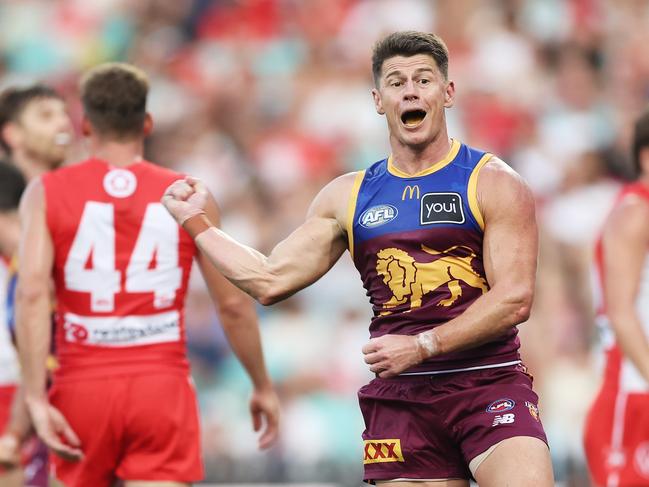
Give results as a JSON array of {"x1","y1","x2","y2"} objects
[{"x1": 2, "y1": 0, "x2": 649, "y2": 484}]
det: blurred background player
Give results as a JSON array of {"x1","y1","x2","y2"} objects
[
  {"x1": 16, "y1": 63, "x2": 279, "y2": 487},
  {"x1": 0, "y1": 161, "x2": 27, "y2": 487},
  {"x1": 583, "y1": 108, "x2": 649, "y2": 486},
  {"x1": 162, "y1": 31, "x2": 553, "y2": 486},
  {"x1": 0, "y1": 84, "x2": 74, "y2": 487}
]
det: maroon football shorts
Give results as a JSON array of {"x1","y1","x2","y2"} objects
[{"x1": 358, "y1": 364, "x2": 548, "y2": 481}]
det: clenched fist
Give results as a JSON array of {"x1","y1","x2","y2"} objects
[{"x1": 161, "y1": 177, "x2": 209, "y2": 225}]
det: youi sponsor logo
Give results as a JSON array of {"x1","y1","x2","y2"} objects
[{"x1": 359, "y1": 204, "x2": 398, "y2": 229}]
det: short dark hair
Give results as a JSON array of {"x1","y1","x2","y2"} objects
[
  {"x1": 372, "y1": 31, "x2": 449, "y2": 84},
  {"x1": 632, "y1": 108, "x2": 649, "y2": 178},
  {"x1": 0, "y1": 85, "x2": 62, "y2": 154},
  {"x1": 0, "y1": 160, "x2": 26, "y2": 211},
  {"x1": 80, "y1": 63, "x2": 149, "y2": 140}
]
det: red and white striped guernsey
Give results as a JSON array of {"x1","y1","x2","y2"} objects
[
  {"x1": 593, "y1": 182, "x2": 649, "y2": 393},
  {"x1": 43, "y1": 158, "x2": 196, "y2": 382}
]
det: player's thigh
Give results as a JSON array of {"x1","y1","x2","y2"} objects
[
  {"x1": 124, "y1": 482, "x2": 190, "y2": 487},
  {"x1": 473, "y1": 436, "x2": 553, "y2": 487},
  {"x1": 377, "y1": 480, "x2": 469, "y2": 487}
]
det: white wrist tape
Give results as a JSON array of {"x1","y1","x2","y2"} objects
[{"x1": 416, "y1": 330, "x2": 439, "y2": 359}]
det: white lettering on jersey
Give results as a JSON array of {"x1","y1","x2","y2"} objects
[
  {"x1": 125, "y1": 204, "x2": 181, "y2": 308},
  {"x1": 64, "y1": 202, "x2": 121, "y2": 312},
  {"x1": 63, "y1": 310, "x2": 180, "y2": 347},
  {"x1": 64, "y1": 202, "x2": 182, "y2": 312},
  {"x1": 492, "y1": 413, "x2": 515, "y2": 427}
]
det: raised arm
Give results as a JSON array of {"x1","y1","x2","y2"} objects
[
  {"x1": 195, "y1": 195, "x2": 279, "y2": 449},
  {"x1": 600, "y1": 194, "x2": 649, "y2": 381},
  {"x1": 363, "y1": 158, "x2": 538, "y2": 377},
  {"x1": 162, "y1": 173, "x2": 357, "y2": 304},
  {"x1": 15, "y1": 179, "x2": 81, "y2": 460}
]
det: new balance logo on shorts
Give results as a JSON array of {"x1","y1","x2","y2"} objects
[
  {"x1": 492, "y1": 413, "x2": 516, "y2": 427},
  {"x1": 363, "y1": 439, "x2": 405, "y2": 464}
]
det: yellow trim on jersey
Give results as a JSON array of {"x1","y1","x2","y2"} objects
[
  {"x1": 467, "y1": 153, "x2": 493, "y2": 231},
  {"x1": 387, "y1": 139, "x2": 461, "y2": 178},
  {"x1": 346, "y1": 170, "x2": 366, "y2": 259}
]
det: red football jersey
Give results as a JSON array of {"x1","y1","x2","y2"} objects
[
  {"x1": 43, "y1": 158, "x2": 196, "y2": 381},
  {"x1": 593, "y1": 182, "x2": 649, "y2": 392}
]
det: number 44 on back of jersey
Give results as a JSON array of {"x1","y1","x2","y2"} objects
[{"x1": 64, "y1": 201, "x2": 182, "y2": 313}]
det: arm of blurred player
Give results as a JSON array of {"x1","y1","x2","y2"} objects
[
  {"x1": 363, "y1": 158, "x2": 537, "y2": 377},
  {"x1": 601, "y1": 195, "x2": 649, "y2": 381},
  {"x1": 162, "y1": 173, "x2": 355, "y2": 304},
  {"x1": 15, "y1": 179, "x2": 82, "y2": 461},
  {"x1": 0, "y1": 385, "x2": 33, "y2": 467},
  {"x1": 196, "y1": 195, "x2": 279, "y2": 449}
]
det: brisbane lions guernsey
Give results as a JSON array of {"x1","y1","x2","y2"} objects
[
  {"x1": 43, "y1": 158, "x2": 195, "y2": 381},
  {"x1": 593, "y1": 182, "x2": 649, "y2": 393},
  {"x1": 348, "y1": 139, "x2": 521, "y2": 374}
]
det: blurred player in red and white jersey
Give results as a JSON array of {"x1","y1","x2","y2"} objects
[
  {"x1": 584, "y1": 108, "x2": 649, "y2": 487},
  {"x1": 0, "y1": 84, "x2": 74, "y2": 487},
  {"x1": 0, "y1": 162, "x2": 26, "y2": 487},
  {"x1": 16, "y1": 63, "x2": 279, "y2": 487}
]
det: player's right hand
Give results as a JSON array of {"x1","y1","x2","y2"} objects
[
  {"x1": 27, "y1": 399, "x2": 83, "y2": 462},
  {"x1": 0, "y1": 432, "x2": 20, "y2": 468},
  {"x1": 161, "y1": 176, "x2": 209, "y2": 225}
]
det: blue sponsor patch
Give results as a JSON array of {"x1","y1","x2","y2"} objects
[{"x1": 486, "y1": 398, "x2": 515, "y2": 413}]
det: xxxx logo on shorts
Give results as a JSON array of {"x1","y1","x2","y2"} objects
[{"x1": 363, "y1": 439, "x2": 404, "y2": 464}]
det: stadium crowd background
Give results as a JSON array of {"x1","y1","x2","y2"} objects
[{"x1": 1, "y1": 0, "x2": 648, "y2": 485}]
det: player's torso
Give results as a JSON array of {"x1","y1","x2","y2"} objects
[
  {"x1": 349, "y1": 140, "x2": 520, "y2": 373},
  {"x1": 43, "y1": 158, "x2": 196, "y2": 381},
  {"x1": 594, "y1": 183, "x2": 649, "y2": 393}
]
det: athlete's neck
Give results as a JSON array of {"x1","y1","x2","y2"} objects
[
  {"x1": 389, "y1": 131, "x2": 453, "y2": 175},
  {"x1": 88, "y1": 137, "x2": 145, "y2": 168},
  {"x1": 11, "y1": 152, "x2": 56, "y2": 182}
]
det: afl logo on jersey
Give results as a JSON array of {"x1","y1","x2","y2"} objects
[
  {"x1": 486, "y1": 398, "x2": 515, "y2": 413},
  {"x1": 103, "y1": 169, "x2": 137, "y2": 198},
  {"x1": 359, "y1": 205, "x2": 398, "y2": 228}
]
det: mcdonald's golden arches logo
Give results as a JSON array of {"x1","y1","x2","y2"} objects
[{"x1": 401, "y1": 185, "x2": 420, "y2": 200}]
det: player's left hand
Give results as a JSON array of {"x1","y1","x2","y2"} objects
[
  {"x1": 249, "y1": 385, "x2": 280, "y2": 450},
  {"x1": 362, "y1": 334, "x2": 424, "y2": 378}
]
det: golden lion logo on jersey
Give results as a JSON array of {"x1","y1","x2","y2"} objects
[{"x1": 375, "y1": 245, "x2": 488, "y2": 313}]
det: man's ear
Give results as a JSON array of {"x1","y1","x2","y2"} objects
[
  {"x1": 2, "y1": 122, "x2": 21, "y2": 151},
  {"x1": 372, "y1": 88, "x2": 385, "y2": 115},
  {"x1": 143, "y1": 113, "x2": 153, "y2": 136},
  {"x1": 444, "y1": 80, "x2": 455, "y2": 109},
  {"x1": 81, "y1": 116, "x2": 92, "y2": 137}
]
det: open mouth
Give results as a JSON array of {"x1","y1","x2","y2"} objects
[{"x1": 400, "y1": 109, "x2": 427, "y2": 128}]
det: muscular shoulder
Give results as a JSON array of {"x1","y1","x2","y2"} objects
[
  {"x1": 604, "y1": 190, "x2": 649, "y2": 243},
  {"x1": 476, "y1": 157, "x2": 534, "y2": 225},
  {"x1": 307, "y1": 171, "x2": 362, "y2": 224}
]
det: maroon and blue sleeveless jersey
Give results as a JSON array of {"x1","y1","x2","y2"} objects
[{"x1": 347, "y1": 139, "x2": 521, "y2": 374}]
